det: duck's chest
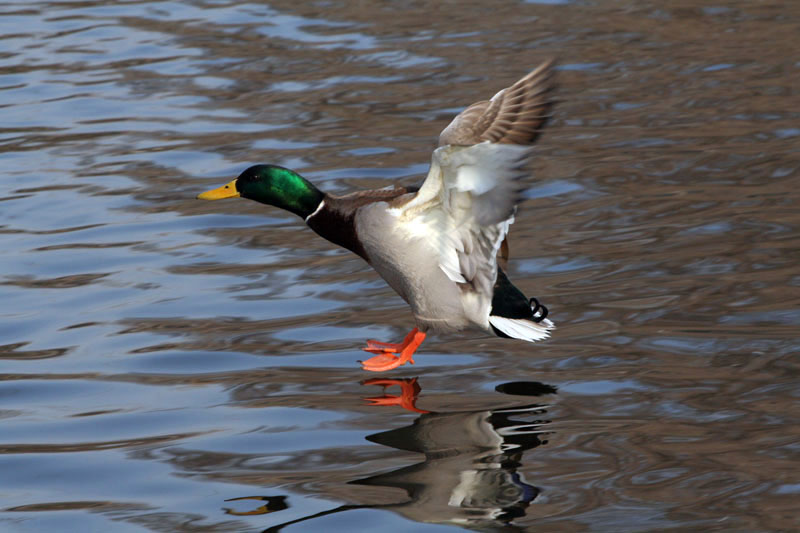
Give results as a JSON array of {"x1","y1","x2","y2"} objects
[{"x1": 354, "y1": 203, "x2": 466, "y2": 328}]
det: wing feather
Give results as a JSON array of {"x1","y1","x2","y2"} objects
[
  {"x1": 438, "y1": 59, "x2": 556, "y2": 147},
  {"x1": 400, "y1": 143, "x2": 527, "y2": 300},
  {"x1": 396, "y1": 61, "x2": 556, "y2": 308}
]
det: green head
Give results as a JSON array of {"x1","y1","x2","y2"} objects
[{"x1": 198, "y1": 164, "x2": 324, "y2": 219}]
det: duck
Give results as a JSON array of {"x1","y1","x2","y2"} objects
[{"x1": 198, "y1": 60, "x2": 556, "y2": 372}]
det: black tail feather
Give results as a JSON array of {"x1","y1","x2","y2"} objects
[{"x1": 490, "y1": 267, "x2": 550, "y2": 338}]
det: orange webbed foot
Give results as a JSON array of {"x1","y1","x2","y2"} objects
[{"x1": 360, "y1": 328, "x2": 426, "y2": 372}]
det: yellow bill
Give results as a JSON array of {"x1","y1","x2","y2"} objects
[{"x1": 197, "y1": 179, "x2": 239, "y2": 200}]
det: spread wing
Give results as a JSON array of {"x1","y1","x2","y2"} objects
[
  {"x1": 399, "y1": 60, "x2": 557, "y2": 303},
  {"x1": 438, "y1": 59, "x2": 555, "y2": 147}
]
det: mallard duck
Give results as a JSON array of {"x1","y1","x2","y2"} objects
[{"x1": 198, "y1": 60, "x2": 556, "y2": 371}]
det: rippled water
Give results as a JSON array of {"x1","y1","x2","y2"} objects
[{"x1": 2, "y1": 1, "x2": 799, "y2": 531}]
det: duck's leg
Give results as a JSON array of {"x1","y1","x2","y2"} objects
[
  {"x1": 360, "y1": 328, "x2": 426, "y2": 372},
  {"x1": 363, "y1": 328, "x2": 420, "y2": 355},
  {"x1": 364, "y1": 339, "x2": 403, "y2": 352}
]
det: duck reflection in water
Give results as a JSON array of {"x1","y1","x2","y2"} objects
[{"x1": 253, "y1": 379, "x2": 555, "y2": 532}]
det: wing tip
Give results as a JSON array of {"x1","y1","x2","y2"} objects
[
  {"x1": 438, "y1": 58, "x2": 559, "y2": 148},
  {"x1": 528, "y1": 57, "x2": 558, "y2": 79}
]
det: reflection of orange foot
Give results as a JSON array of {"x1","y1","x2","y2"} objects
[
  {"x1": 222, "y1": 495, "x2": 288, "y2": 516},
  {"x1": 360, "y1": 328, "x2": 426, "y2": 372},
  {"x1": 363, "y1": 377, "x2": 429, "y2": 413}
]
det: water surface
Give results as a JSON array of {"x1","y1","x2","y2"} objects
[{"x1": 1, "y1": 1, "x2": 799, "y2": 531}]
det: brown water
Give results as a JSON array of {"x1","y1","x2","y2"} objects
[{"x1": 1, "y1": 1, "x2": 798, "y2": 531}]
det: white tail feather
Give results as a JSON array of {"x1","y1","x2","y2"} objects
[{"x1": 488, "y1": 316, "x2": 555, "y2": 342}]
